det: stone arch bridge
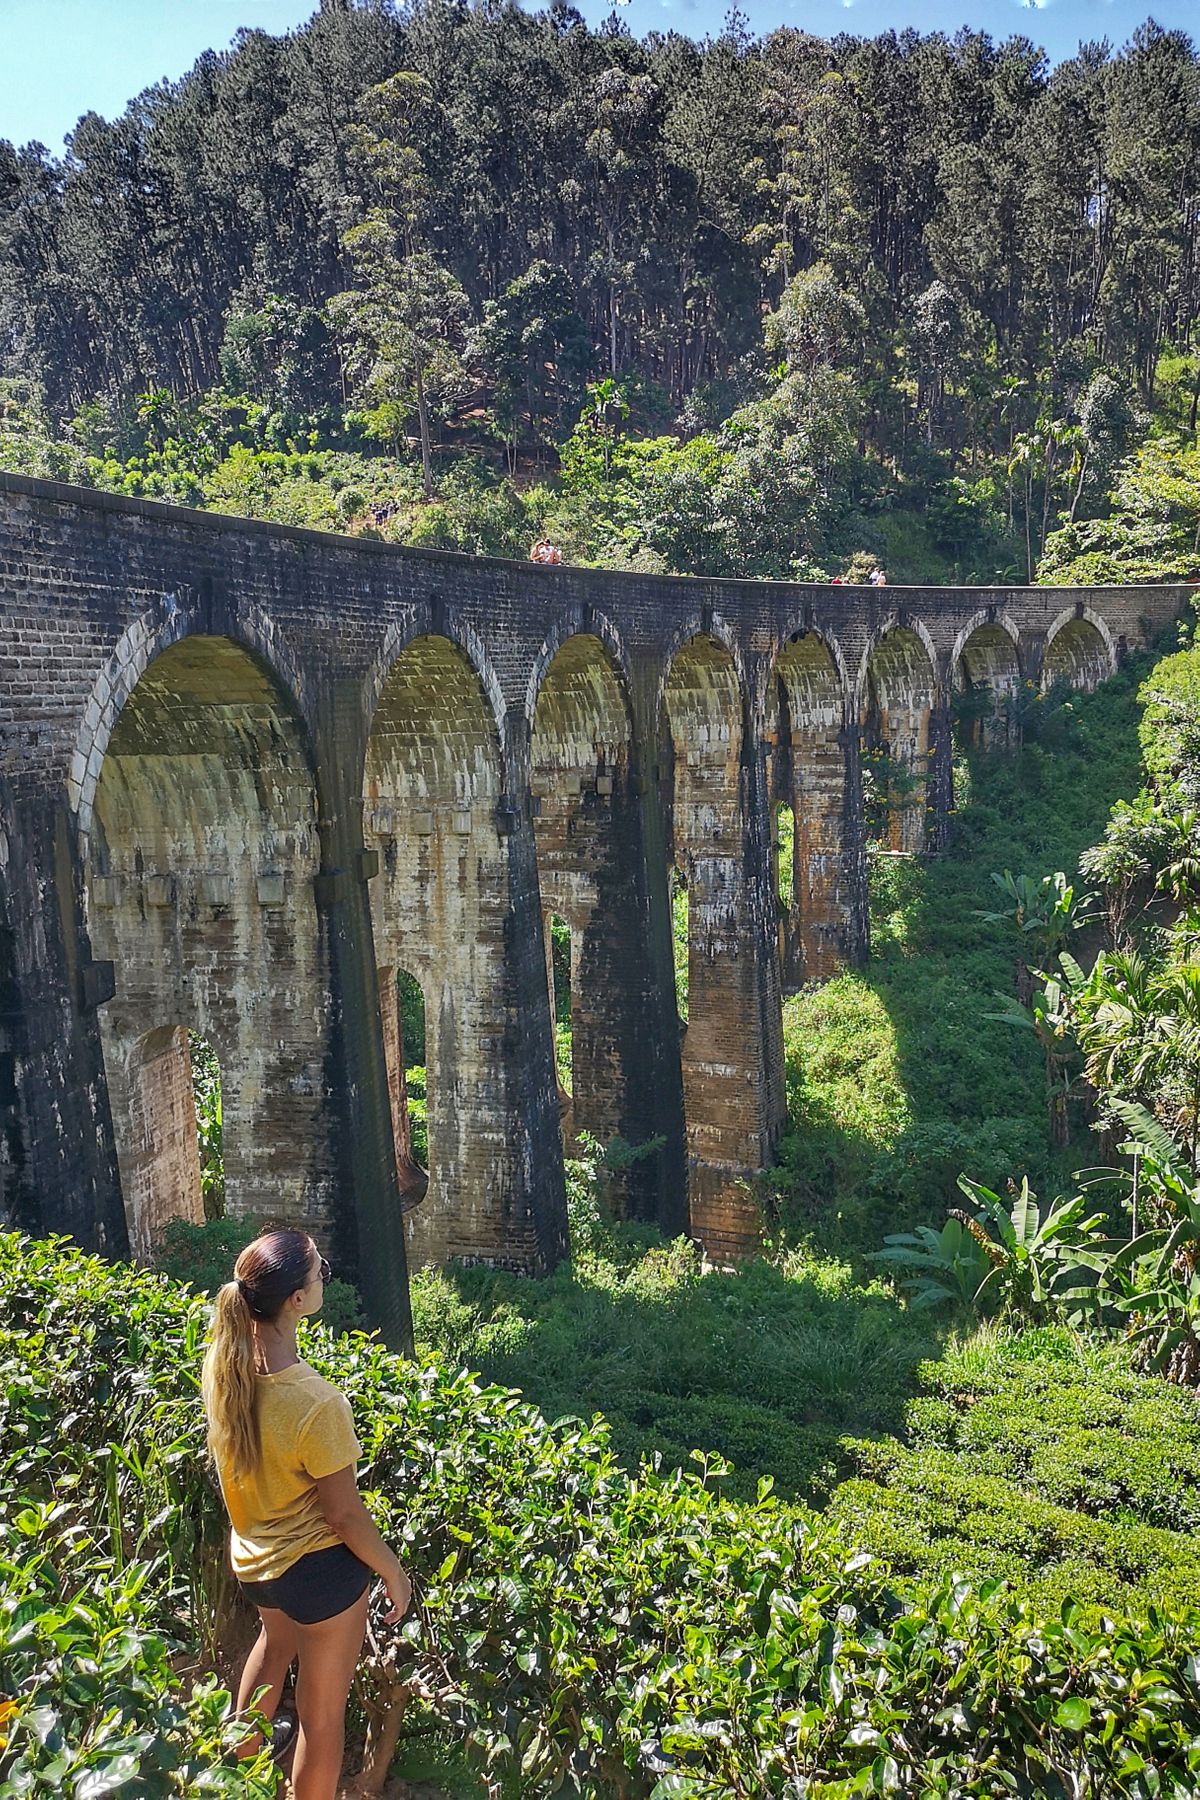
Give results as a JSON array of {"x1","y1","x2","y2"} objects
[{"x1": 0, "y1": 471, "x2": 1187, "y2": 1341}]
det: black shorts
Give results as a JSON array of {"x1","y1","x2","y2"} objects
[{"x1": 239, "y1": 1543, "x2": 372, "y2": 1625}]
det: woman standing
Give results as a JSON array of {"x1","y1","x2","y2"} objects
[{"x1": 201, "y1": 1229, "x2": 411, "y2": 1800}]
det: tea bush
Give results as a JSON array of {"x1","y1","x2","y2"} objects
[
  {"x1": 8, "y1": 1234, "x2": 1200, "y2": 1796},
  {"x1": 0, "y1": 1251, "x2": 278, "y2": 1797},
  {"x1": 0, "y1": 1533, "x2": 277, "y2": 1798},
  {"x1": 826, "y1": 1327, "x2": 1200, "y2": 1617}
]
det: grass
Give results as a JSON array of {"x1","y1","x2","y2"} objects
[
  {"x1": 772, "y1": 664, "x2": 1156, "y2": 1252},
  {"x1": 411, "y1": 1240, "x2": 1200, "y2": 1622},
  {"x1": 403, "y1": 646, "x2": 1200, "y2": 1626}
]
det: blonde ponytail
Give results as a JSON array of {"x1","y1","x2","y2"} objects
[
  {"x1": 201, "y1": 1280, "x2": 260, "y2": 1481},
  {"x1": 199, "y1": 1228, "x2": 315, "y2": 1482}
]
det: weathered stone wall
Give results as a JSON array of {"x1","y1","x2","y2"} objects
[
  {"x1": 0, "y1": 469, "x2": 1189, "y2": 1329},
  {"x1": 86, "y1": 635, "x2": 330, "y2": 1254}
]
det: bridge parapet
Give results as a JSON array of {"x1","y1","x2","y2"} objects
[{"x1": 0, "y1": 470, "x2": 1188, "y2": 1331}]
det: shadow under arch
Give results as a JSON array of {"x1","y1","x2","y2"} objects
[
  {"x1": 85, "y1": 632, "x2": 329, "y2": 1258},
  {"x1": 364, "y1": 632, "x2": 562, "y2": 1272},
  {"x1": 770, "y1": 629, "x2": 861, "y2": 986},
  {"x1": 1043, "y1": 608, "x2": 1117, "y2": 692},
  {"x1": 858, "y1": 621, "x2": 939, "y2": 855}
]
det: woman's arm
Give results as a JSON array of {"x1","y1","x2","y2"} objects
[{"x1": 314, "y1": 1464, "x2": 412, "y2": 1622}]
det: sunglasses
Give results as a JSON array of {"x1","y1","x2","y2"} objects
[{"x1": 316, "y1": 1255, "x2": 331, "y2": 1286}]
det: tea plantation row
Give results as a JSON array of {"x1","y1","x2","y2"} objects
[{"x1": 5, "y1": 1234, "x2": 1200, "y2": 1797}]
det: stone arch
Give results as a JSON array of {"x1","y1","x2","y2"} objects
[
  {"x1": 950, "y1": 609, "x2": 1022, "y2": 677},
  {"x1": 657, "y1": 612, "x2": 748, "y2": 730},
  {"x1": 771, "y1": 631, "x2": 856, "y2": 983},
  {"x1": 531, "y1": 632, "x2": 666, "y2": 1218},
  {"x1": 1043, "y1": 607, "x2": 1117, "y2": 692},
  {"x1": 85, "y1": 633, "x2": 329, "y2": 1255},
  {"x1": 776, "y1": 630, "x2": 848, "y2": 733},
  {"x1": 859, "y1": 622, "x2": 939, "y2": 854},
  {"x1": 951, "y1": 613, "x2": 1023, "y2": 748},
  {"x1": 855, "y1": 615, "x2": 940, "y2": 714},
  {"x1": 762, "y1": 621, "x2": 851, "y2": 725},
  {"x1": 70, "y1": 599, "x2": 310, "y2": 837},
  {"x1": 366, "y1": 611, "x2": 508, "y2": 753},
  {"x1": 364, "y1": 634, "x2": 534, "y2": 1269},
  {"x1": 662, "y1": 631, "x2": 745, "y2": 843},
  {"x1": 524, "y1": 608, "x2": 633, "y2": 732},
  {"x1": 364, "y1": 634, "x2": 504, "y2": 819},
  {"x1": 531, "y1": 632, "x2": 634, "y2": 780}
]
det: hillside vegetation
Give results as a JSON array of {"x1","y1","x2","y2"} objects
[
  {"x1": 6, "y1": 6, "x2": 1200, "y2": 1791},
  {"x1": 5, "y1": 6, "x2": 1200, "y2": 582},
  {"x1": 89, "y1": 626, "x2": 1194, "y2": 1792},
  {"x1": 8, "y1": 1232, "x2": 1200, "y2": 1798}
]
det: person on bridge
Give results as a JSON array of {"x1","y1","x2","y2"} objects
[{"x1": 201, "y1": 1229, "x2": 412, "y2": 1800}]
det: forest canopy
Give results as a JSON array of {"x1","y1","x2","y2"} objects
[{"x1": 4, "y1": 0, "x2": 1200, "y2": 582}]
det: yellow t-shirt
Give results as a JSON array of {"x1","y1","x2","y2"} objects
[{"x1": 216, "y1": 1361, "x2": 363, "y2": 1582}]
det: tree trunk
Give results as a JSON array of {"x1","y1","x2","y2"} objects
[
  {"x1": 358, "y1": 1681, "x2": 411, "y2": 1793},
  {"x1": 416, "y1": 362, "x2": 433, "y2": 501},
  {"x1": 1024, "y1": 474, "x2": 1033, "y2": 582}
]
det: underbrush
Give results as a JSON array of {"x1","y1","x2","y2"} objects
[
  {"x1": 412, "y1": 1235, "x2": 1200, "y2": 1623},
  {"x1": 771, "y1": 659, "x2": 1154, "y2": 1254},
  {"x1": 7, "y1": 1233, "x2": 1200, "y2": 1797},
  {"x1": 412, "y1": 1244, "x2": 937, "y2": 1506}
]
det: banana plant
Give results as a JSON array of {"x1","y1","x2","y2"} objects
[
  {"x1": 979, "y1": 869, "x2": 1096, "y2": 1000},
  {"x1": 987, "y1": 956, "x2": 1088, "y2": 1147},
  {"x1": 870, "y1": 1215, "x2": 994, "y2": 1312},
  {"x1": 954, "y1": 1174, "x2": 1107, "y2": 1318}
]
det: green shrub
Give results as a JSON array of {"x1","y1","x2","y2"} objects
[
  {"x1": 1140, "y1": 644, "x2": 1200, "y2": 799},
  {"x1": 9, "y1": 1233, "x2": 1200, "y2": 1796},
  {"x1": 0, "y1": 1528, "x2": 277, "y2": 1797},
  {"x1": 152, "y1": 1214, "x2": 364, "y2": 1336}
]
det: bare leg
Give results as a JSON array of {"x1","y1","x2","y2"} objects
[
  {"x1": 291, "y1": 1589, "x2": 370, "y2": 1800},
  {"x1": 236, "y1": 1605, "x2": 299, "y2": 1757}
]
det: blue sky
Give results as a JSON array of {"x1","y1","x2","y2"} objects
[{"x1": 3, "y1": 0, "x2": 1196, "y2": 154}]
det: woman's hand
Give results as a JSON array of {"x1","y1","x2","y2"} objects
[{"x1": 382, "y1": 1564, "x2": 412, "y2": 1624}]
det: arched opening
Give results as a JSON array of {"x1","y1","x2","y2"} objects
[
  {"x1": 85, "y1": 634, "x2": 326, "y2": 1258},
  {"x1": 772, "y1": 632, "x2": 853, "y2": 983},
  {"x1": 1043, "y1": 615, "x2": 1114, "y2": 693},
  {"x1": 860, "y1": 627, "x2": 937, "y2": 855},
  {"x1": 670, "y1": 865, "x2": 689, "y2": 1025},
  {"x1": 531, "y1": 631, "x2": 674, "y2": 1221},
  {"x1": 189, "y1": 1030, "x2": 225, "y2": 1220},
  {"x1": 545, "y1": 912, "x2": 574, "y2": 1134},
  {"x1": 953, "y1": 623, "x2": 1022, "y2": 749},
  {"x1": 365, "y1": 633, "x2": 525, "y2": 1268},
  {"x1": 774, "y1": 804, "x2": 795, "y2": 909},
  {"x1": 664, "y1": 633, "x2": 783, "y2": 1256},
  {"x1": 377, "y1": 966, "x2": 429, "y2": 1206}
]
